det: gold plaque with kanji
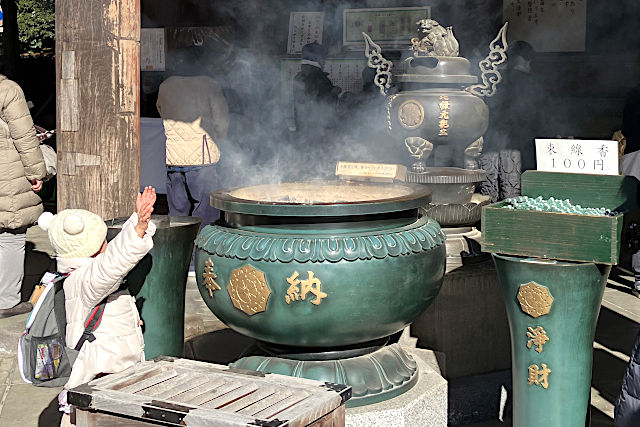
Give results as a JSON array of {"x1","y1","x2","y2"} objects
[
  {"x1": 227, "y1": 265, "x2": 270, "y2": 316},
  {"x1": 517, "y1": 282, "x2": 554, "y2": 318}
]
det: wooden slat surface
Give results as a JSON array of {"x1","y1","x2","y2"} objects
[
  {"x1": 202, "y1": 384, "x2": 260, "y2": 409},
  {"x1": 278, "y1": 389, "x2": 343, "y2": 427},
  {"x1": 174, "y1": 378, "x2": 227, "y2": 405},
  {"x1": 237, "y1": 390, "x2": 293, "y2": 416},
  {"x1": 193, "y1": 380, "x2": 244, "y2": 406},
  {"x1": 252, "y1": 393, "x2": 312, "y2": 420},
  {"x1": 70, "y1": 359, "x2": 349, "y2": 426},
  {"x1": 220, "y1": 386, "x2": 277, "y2": 413},
  {"x1": 106, "y1": 366, "x2": 172, "y2": 391},
  {"x1": 118, "y1": 369, "x2": 179, "y2": 394},
  {"x1": 133, "y1": 372, "x2": 201, "y2": 397},
  {"x1": 151, "y1": 374, "x2": 211, "y2": 400}
]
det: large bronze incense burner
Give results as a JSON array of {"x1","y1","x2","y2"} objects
[
  {"x1": 194, "y1": 180, "x2": 446, "y2": 405},
  {"x1": 363, "y1": 19, "x2": 508, "y2": 173}
]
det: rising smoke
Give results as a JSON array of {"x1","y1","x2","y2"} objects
[
  {"x1": 144, "y1": 0, "x2": 422, "y2": 190},
  {"x1": 142, "y1": 0, "x2": 640, "y2": 190}
]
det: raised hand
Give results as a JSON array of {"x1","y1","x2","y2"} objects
[{"x1": 134, "y1": 186, "x2": 156, "y2": 237}]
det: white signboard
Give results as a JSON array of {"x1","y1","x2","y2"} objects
[
  {"x1": 503, "y1": 0, "x2": 587, "y2": 52},
  {"x1": 535, "y1": 139, "x2": 619, "y2": 175},
  {"x1": 287, "y1": 12, "x2": 324, "y2": 55},
  {"x1": 141, "y1": 28, "x2": 165, "y2": 71},
  {"x1": 342, "y1": 7, "x2": 430, "y2": 48}
]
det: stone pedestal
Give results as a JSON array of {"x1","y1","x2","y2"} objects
[
  {"x1": 442, "y1": 226, "x2": 485, "y2": 273},
  {"x1": 411, "y1": 259, "x2": 511, "y2": 378},
  {"x1": 345, "y1": 348, "x2": 447, "y2": 427}
]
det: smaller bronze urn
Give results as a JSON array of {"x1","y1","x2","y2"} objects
[{"x1": 363, "y1": 19, "x2": 508, "y2": 175}]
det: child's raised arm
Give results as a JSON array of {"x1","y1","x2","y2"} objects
[{"x1": 134, "y1": 186, "x2": 156, "y2": 238}]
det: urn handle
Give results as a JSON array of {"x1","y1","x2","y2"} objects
[
  {"x1": 362, "y1": 32, "x2": 393, "y2": 95},
  {"x1": 467, "y1": 22, "x2": 509, "y2": 98}
]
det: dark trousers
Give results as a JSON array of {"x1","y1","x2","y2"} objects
[{"x1": 166, "y1": 165, "x2": 220, "y2": 230}]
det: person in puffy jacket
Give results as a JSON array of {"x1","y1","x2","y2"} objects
[
  {"x1": 156, "y1": 47, "x2": 229, "y2": 232},
  {"x1": 614, "y1": 330, "x2": 640, "y2": 426},
  {"x1": 0, "y1": 73, "x2": 46, "y2": 318},
  {"x1": 37, "y1": 187, "x2": 156, "y2": 426}
]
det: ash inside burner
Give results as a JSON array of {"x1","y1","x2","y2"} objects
[{"x1": 228, "y1": 182, "x2": 417, "y2": 204}]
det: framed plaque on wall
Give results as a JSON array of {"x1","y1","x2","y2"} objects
[{"x1": 343, "y1": 7, "x2": 430, "y2": 49}]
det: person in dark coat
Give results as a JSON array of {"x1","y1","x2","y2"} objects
[
  {"x1": 617, "y1": 83, "x2": 640, "y2": 297},
  {"x1": 614, "y1": 330, "x2": 640, "y2": 426},
  {"x1": 292, "y1": 42, "x2": 341, "y2": 177},
  {"x1": 623, "y1": 84, "x2": 640, "y2": 155}
]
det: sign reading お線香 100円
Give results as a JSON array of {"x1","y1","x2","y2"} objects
[{"x1": 535, "y1": 139, "x2": 619, "y2": 175}]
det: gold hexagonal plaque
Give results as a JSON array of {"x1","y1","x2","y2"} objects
[
  {"x1": 398, "y1": 100, "x2": 424, "y2": 129},
  {"x1": 227, "y1": 265, "x2": 271, "y2": 316},
  {"x1": 517, "y1": 282, "x2": 554, "y2": 318}
]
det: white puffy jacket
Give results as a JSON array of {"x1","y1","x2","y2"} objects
[{"x1": 57, "y1": 213, "x2": 155, "y2": 389}]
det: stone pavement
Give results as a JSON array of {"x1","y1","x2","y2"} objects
[{"x1": 0, "y1": 225, "x2": 638, "y2": 425}]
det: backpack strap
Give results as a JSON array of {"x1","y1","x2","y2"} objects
[
  {"x1": 74, "y1": 301, "x2": 106, "y2": 351},
  {"x1": 50, "y1": 273, "x2": 107, "y2": 352},
  {"x1": 52, "y1": 274, "x2": 70, "y2": 346}
]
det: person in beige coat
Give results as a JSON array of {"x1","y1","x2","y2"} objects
[
  {"x1": 38, "y1": 187, "x2": 156, "y2": 425},
  {"x1": 156, "y1": 53, "x2": 229, "y2": 234},
  {"x1": 0, "y1": 74, "x2": 46, "y2": 318}
]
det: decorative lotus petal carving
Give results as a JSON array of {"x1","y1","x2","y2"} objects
[{"x1": 195, "y1": 217, "x2": 445, "y2": 263}]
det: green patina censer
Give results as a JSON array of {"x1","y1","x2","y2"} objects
[
  {"x1": 482, "y1": 171, "x2": 639, "y2": 426},
  {"x1": 194, "y1": 180, "x2": 446, "y2": 406}
]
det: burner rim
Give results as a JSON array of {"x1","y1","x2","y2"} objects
[{"x1": 210, "y1": 180, "x2": 432, "y2": 217}]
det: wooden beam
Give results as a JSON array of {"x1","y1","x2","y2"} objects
[{"x1": 56, "y1": 0, "x2": 141, "y2": 219}]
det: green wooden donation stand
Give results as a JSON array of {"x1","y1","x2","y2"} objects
[{"x1": 482, "y1": 171, "x2": 638, "y2": 427}]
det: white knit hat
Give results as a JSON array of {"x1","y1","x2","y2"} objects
[{"x1": 38, "y1": 209, "x2": 108, "y2": 258}]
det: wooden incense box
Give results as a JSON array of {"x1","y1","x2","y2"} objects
[{"x1": 481, "y1": 171, "x2": 639, "y2": 264}]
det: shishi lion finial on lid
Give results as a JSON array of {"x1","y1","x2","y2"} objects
[{"x1": 411, "y1": 19, "x2": 459, "y2": 57}]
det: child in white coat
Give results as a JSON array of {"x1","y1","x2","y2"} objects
[{"x1": 38, "y1": 187, "x2": 156, "y2": 425}]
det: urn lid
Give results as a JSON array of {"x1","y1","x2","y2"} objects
[{"x1": 396, "y1": 56, "x2": 478, "y2": 85}]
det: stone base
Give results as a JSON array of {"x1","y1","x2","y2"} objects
[
  {"x1": 443, "y1": 226, "x2": 488, "y2": 273},
  {"x1": 345, "y1": 347, "x2": 447, "y2": 426}
]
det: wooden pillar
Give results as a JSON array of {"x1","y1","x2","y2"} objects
[{"x1": 55, "y1": 0, "x2": 141, "y2": 219}]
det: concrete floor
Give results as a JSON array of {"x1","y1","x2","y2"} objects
[{"x1": 0, "y1": 225, "x2": 638, "y2": 426}]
